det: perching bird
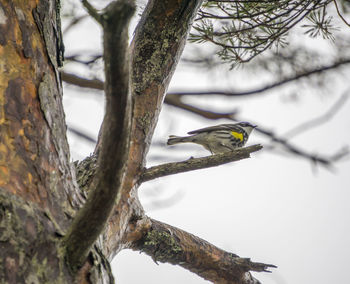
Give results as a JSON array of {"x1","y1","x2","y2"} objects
[{"x1": 167, "y1": 122, "x2": 257, "y2": 154}]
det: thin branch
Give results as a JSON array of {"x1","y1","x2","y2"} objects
[
  {"x1": 140, "y1": 144, "x2": 262, "y2": 183},
  {"x1": 63, "y1": 0, "x2": 135, "y2": 270},
  {"x1": 130, "y1": 217, "x2": 276, "y2": 284},
  {"x1": 81, "y1": 0, "x2": 103, "y2": 24},
  {"x1": 165, "y1": 95, "x2": 344, "y2": 166},
  {"x1": 64, "y1": 54, "x2": 102, "y2": 65},
  {"x1": 334, "y1": 0, "x2": 350, "y2": 28},
  {"x1": 168, "y1": 59, "x2": 350, "y2": 97},
  {"x1": 254, "y1": 127, "x2": 339, "y2": 166},
  {"x1": 165, "y1": 94, "x2": 238, "y2": 119},
  {"x1": 61, "y1": 57, "x2": 350, "y2": 98},
  {"x1": 68, "y1": 126, "x2": 97, "y2": 144},
  {"x1": 61, "y1": 71, "x2": 104, "y2": 90},
  {"x1": 60, "y1": 72, "x2": 348, "y2": 166},
  {"x1": 63, "y1": 15, "x2": 89, "y2": 34},
  {"x1": 283, "y1": 91, "x2": 349, "y2": 139}
]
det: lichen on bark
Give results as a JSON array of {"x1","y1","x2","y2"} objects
[{"x1": 142, "y1": 230, "x2": 183, "y2": 264}]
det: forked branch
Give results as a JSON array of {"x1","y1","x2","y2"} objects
[{"x1": 81, "y1": 0, "x2": 102, "y2": 24}]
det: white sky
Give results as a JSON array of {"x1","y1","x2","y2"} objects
[{"x1": 62, "y1": 1, "x2": 350, "y2": 283}]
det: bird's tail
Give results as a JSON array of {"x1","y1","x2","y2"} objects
[{"x1": 167, "y1": 135, "x2": 192, "y2": 145}]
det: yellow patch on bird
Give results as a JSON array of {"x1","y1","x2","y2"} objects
[{"x1": 230, "y1": 131, "x2": 243, "y2": 141}]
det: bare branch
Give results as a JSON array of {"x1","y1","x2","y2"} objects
[
  {"x1": 61, "y1": 57, "x2": 350, "y2": 100},
  {"x1": 165, "y1": 94, "x2": 238, "y2": 119},
  {"x1": 68, "y1": 126, "x2": 97, "y2": 144},
  {"x1": 283, "y1": 91, "x2": 349, "y2": 139},
  {"x1": 140, "y1": 145, "x2": 262, "y2": 183},
  {"x1": 60, "y1": 71, "x2": 347, "y2": 166},
  {"x1": 168, "y1": 59, "x2": 350, "y2": 97},
  {"x1": 255, "y1": 126, "x2": 348, "y2": 166},
  {"x1": 61, "y1": 71, "x2": 104, "y2": 90},
  {"x1": 165, "y1": 95, "x2": 344, "y2": 166},
  {"x1": 63, "y1": 15, "x2": 89, "y2": 34},
  {"x1": 130, "y1": 217, "x2": 276, "y2": 284},
  {"x1": 334, "y1": 0, "x2": 350, "y2": 28},
  {"x1": 63, "y1": 0, "x2": 135, "y2": 270},
  {"x1": 65, "y1": 54, "x2": 102, "y2": 65},
  {"x1": 81, "y1": 0, "x2": 102, "y2": 24}
]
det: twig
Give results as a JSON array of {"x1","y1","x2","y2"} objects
[
  {"x1": 165, "y1": 94, "x2": 238, "y2": 119},
  {"x1": 165, "y1": 95, "x2": 344, "y2": 166},
  {"x1": 63, "y1": 15, "x2": 89, "y2": 34},
  {"x1": 61, "y1": 71, "x2": 104, "y2": 90},
  {"x1": 64, "y1": 54, "x2": 102, "y2": 65},
  {"x1": 334, "y1": 0, "x2": 350, "y2": 28},
  {"x1": 60, "y1": 56, "x2": 350, "y2": 99},
  {"x1": 60, "y1": 71, "x2": 347, "y2": 166},
  {"x1": 283, "y1": 91, "x2": 349, "y2": 138},
  {"x1": 68, "y1": 126, "x2": 97, "y2": 144},
  {"x1": 81, "y1": 0, "x2": 103, "y2": 24},
  {"x1": 140, "y1": 144, "x2": 262, "y2": 183},
  {"x1": 254, "y1": 127, "x2": 333, "y2": 165}
]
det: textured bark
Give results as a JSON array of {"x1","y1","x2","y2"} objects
[
  {"x1": 68, "y1": 0, "x2": 275, "y2": 283},
  {"x1": 0, "y1": 1, "x2": 109, "y2": 283},
  {"x1": 131, "y1": 218, "x2": 276, "y2": 284},
  {"x1": 141, "y1": 145, "x2": 263, "y2": 183},
  {"x1": 1, "y1": 0, "x2": 275, "y2": 283},
  {"x1": 0, "y1": 0, "x2": 79, "y2": 223},
  {"x1": 103, "y1": 0, "x2": 205, "y2": 259},
  {"x1": 63, "y1": 0, "x2": 135, "y2": 270},
  {"x1": 0, "y1": 0, "x2": 78, "y2": 282}
]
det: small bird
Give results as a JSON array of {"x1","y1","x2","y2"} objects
[{"x1": 167, "y1": 122, "x2": 257, "y2": 154}]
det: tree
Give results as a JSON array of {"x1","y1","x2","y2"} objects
[{"x1": 1, "y1": 0, "x2": 349, "y2": 284}]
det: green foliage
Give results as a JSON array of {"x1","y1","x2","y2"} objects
[
  {"x1": 190, "y1": 0, "x2": 336, "y2": 68},
  {"x1": 302, "y1": 7, "x2": 338, "y2": 40}
]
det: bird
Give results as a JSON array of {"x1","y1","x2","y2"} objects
[{"x1": 167, "y1": 122, "x2": 257, "y2": 154}]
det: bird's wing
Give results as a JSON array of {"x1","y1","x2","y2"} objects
[{"x1": 187, "y1": 124, "x2": 238, "y2": 134}]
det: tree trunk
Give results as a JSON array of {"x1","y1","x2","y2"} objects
[{"x1": 0, "y1": 0, "x2": 83, "y2": 282}]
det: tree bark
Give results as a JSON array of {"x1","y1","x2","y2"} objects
[
  {"x1": 0, "y1": 0, "x2": 275, "y2": 283},
  {"x1": 63, "y1": 0, "x2": 135, "y2": 271},
  {"x1": 102, "y1": 0, "x2": 206, "y2": 259},
  {"x1": 0, "y1": 0, "x2": 81, "y2": 282}
]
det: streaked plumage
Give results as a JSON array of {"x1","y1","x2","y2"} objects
[{"x1": 167, "y1": 122, "x2": 257, "y2": 154}]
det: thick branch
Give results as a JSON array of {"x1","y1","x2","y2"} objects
[
  {"x1": 141, "y1": 145, "x2": 262, "y2": 183},
  {"x1": 63, "y1": 0, "x2": 135, "y2": 270},
  {"x1": 103, "y1": 0, "x2": 206, "y2": 259},
  {"x1": 131, "y1": 217, "x2": 276, "y2": 284}
]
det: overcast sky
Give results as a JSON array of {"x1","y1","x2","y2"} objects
[{"x1": 62, "y1": 1, "x2": 350, "y2": 283}]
